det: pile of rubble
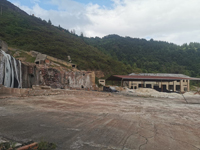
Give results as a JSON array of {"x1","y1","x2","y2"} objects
[{"x1": 120, "y1": 87, "x2": 200, "y2": 99}]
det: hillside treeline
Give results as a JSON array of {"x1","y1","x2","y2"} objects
[{"x1": 84, "y1": 35, "x2": 200, "y2": 77}]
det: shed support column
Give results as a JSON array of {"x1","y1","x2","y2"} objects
[
  {"x1": 187, "y1": 80, "x2": 190, "y2": 92},
  {"x1": 166, "y1": 82, "x2": 169, "y2": 90},
  {"x1": 129, "y1": 81, "x2": 131, "y2": 89},
  {"x1": 173, "y1": 81, "x2": 176, "y2": 92},
  {"x1": 136, "y1": 83, "x2": 138, "y2": 89},
  {"x1": 121, "y1": 79, "x2": 123, "y2": 87},
  {"x1": 180, "y1": 80, "x2": 184, "y2": 92},
  {"x1": 159, "y1": 82, "x2": 161, "y2": 88},
  {"x1": 161, "y1": 80, "x2": 163, "y2": 92}
]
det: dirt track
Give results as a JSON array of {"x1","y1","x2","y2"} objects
[{"x1": 0, "y1": 90, "x2": 200, "y2": 150}]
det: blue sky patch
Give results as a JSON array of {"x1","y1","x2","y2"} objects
[{"x1": 8, "y1": 0, "x2": 113, "y2": 10}]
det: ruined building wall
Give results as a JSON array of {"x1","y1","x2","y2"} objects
[
  {"x1": 21, "y1": 64, "x2": 95, "y2": 89},
  {"x1": 21, "y1": 63, "x2": 40, "y2": 88},
  {"x1": 46, "y1": 55, "x2": 76, "y2": 68},
  {"x1": 1, "y1": 49, "x2": 95, "y2": 89},
  {"x1": 65, "y1": 71, "x2": 95, "y2": 90},
  {"x1": 21, "y1": 64, "x2": 66, "y2": 89},
  {"x1": 39, "y1": 68, "x2": 65, "y2": 89}
]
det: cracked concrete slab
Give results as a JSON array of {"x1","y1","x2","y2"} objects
[{"x1": 0, "y1": 91, "x2": 200, "y2": 150}]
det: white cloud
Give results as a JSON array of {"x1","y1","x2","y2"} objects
[
  {"x1": 84, "y1": 0, "x2": 200, "y2": 44},
  {"x1": 10, "y1": 0, "x2": 200, "y2": 45}
]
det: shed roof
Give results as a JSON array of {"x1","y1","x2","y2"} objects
[{"x1": 106, "y1": 75, "x2": 200, "y2": 81}]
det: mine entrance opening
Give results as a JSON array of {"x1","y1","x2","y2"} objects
[
  {"x1": 72, "y1": 65, "x2": 76, "y2": 68},
  {"x1": 81, "y1": 85, "x2": 84, "y2": 89},
  {"x1": 35, "y1": 61, "x2": 39, "y2": 64}
]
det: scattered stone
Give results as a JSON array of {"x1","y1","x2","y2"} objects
[{"x1": 41, "y1": 86, "x2": 51, "y2": 89}]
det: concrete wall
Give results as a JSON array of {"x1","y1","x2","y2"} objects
[
  {"x1": 21, "y1": 63, "x2": 40, "y2": 88},
  {"x1": 65, "y1": 71, "x2": 95, "y2": 90},
  {"x1": 35, "y1": 53, "x2": 47, "y2": 64},
  {"x1": 21, "y1": 62, "x2": 95, "y2": 90},
  {"x1": 99, "y1": 79, "x2": 105, "y2": 86},
  {"x1": 46, "y1": 55, "x2": 76, "y2": 68}
]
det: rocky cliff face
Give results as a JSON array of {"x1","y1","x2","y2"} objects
[
  {"x1": 0, "y1": 50, "x2": 22, "y2": 88},
  {"x1": 0, "y1": 40, "x2": 8, "y2": 52}
]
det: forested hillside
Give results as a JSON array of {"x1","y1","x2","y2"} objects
[
  {"x1": 1, "y1": 0, "x2": 200, "y2": 79},
  {"x1": 84, "y1": 35, "x2": 200, "y2": 77},
  {"x1": 0, "y1": 0, "x2": 132, "y2": 76}
]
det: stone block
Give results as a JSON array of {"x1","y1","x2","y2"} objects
[
  {"x1": 41, "y1": 86, "x2": 51, "y2": 89},
  {"x1": 0, "y1": 39, "x2": 8, "y2": 52},
  {"x1": 32, "y1": 85, "x2": 42, "y2": 90}
]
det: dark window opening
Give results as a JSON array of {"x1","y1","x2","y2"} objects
[
  {"x1": 81, "y1": 85, "x2": 84, "y2": 89},
  {"x1": 169, "y1": 85, "x2": 173, "y2": 91},
  {"x1": 154, "y1": 85, "x2": 159, "y2": 91},
  {"x1": 131, "y1": 86, "x2": 133, "y2": 89},
  {"x1": 146, "y1": 84, "x2": 152, "y2": 88},
  {"x1": 161, "y1": 85, "x2": 167, "y2": 91},
  {"x1": 134, "y1": 86, "x2": 137, "y2": 89},
  {"x1": 176, "y1": 85, "x2": 180, "y2": 91},
  {"x1": 83, "y1": 73, "x2": 85, "y2": 76},
  {"x1": 139, "y1": 84, "x2": 142, "y2": 87},
  {"x1": 35, "y1": 61, "x2": 39, "y2": 64}
]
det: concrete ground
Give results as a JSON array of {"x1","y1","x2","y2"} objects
[{"x1": 0, "y1": 90, "x2": 200, "y2": 150}]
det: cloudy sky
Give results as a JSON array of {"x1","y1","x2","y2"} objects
[{"x1": 7, "y1": 0, "x2": 200, "y2": 45}]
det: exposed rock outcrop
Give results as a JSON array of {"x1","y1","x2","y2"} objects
[
  {"x1": 0, "y1": 50, "x2": 22, "y2": 88},
  {"x1": 0, "y1": 39, "x2": 8, "y2": 52}
]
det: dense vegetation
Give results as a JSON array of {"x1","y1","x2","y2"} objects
[
  {"x1": 0, "y1": 0, "x2": 132, "y2": 76},
  {"x1": 84, "y1": 35, "x2": 200, "y2": 77}
]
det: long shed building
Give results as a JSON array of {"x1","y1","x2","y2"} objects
[{"x1": 107, "y1": 73, "x2": 200, "y2": 92}]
